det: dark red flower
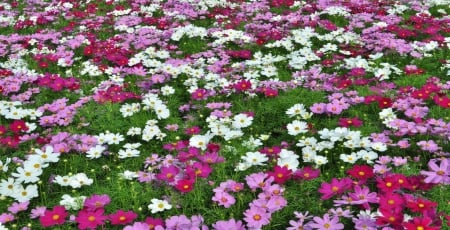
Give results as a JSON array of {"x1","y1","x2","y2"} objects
[
  {"x1": 346, "y1": 165, "x2": 374, "y2": 181},
  {"x1": 9, "y1": 120, "x2": 28, "y2": 134},
  {"x1": 175, "y1": 179, "x2": 194, "y2": 193}
]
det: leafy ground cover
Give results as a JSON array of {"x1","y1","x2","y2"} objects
[{"x1": 0, "y1": 0, "x2": 450, "y2": 229}]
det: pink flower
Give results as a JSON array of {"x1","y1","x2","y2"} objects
[
  {"x1": 420, "y1": 158, "x2": 450, "y2": 184},
  {"x1": 212, "y1": 191, "x2": 236, "y2": 208},
  {"x1": 310, "y1": 103, "x2": 327, "y2": 114},
  {"x1": 243, "y1": 206, "x2": 271, "y2": 229},
  {"x1": 309, "y1": 213, "x2": 344, "y2": 230}
]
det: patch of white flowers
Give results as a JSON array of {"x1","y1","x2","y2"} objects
[{"x1": 0, "y1": 146, "x2": 60, "y2": 202}]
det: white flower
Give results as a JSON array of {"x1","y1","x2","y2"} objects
[
  {"x1": 54, "y1": 175, "x2": 71, "y2": 186},
  {"x1": 232, "y1": 113, "x2": 253, "y2": 129},
  {"x1": 104, "y1": 133, "x2": 124, "y2": 145},
  {"x1": 127, "y1": 127, "x2": 142, "y2": 136},
  {"x1": 371, "y1": 142, "x2": 387, "y2": 152},
  {"x1": 0, "y1": 178, "x2": 21, "y2": 197},
  {"x1": 189, "y1": 133, "x2": 213, "y2": 150},
  {"x1": 313, "y1": 155, "x2": 328, "y2": 166},
  {"x1": 11, "y1": 166, "x2": 43, "y2": 183},
  {"x1": 118, "y1": 148, "x2": 140, "y2": 158},
  {"x1": 154, "y1": 103, "x2": 170, "y2": 120},
  {"x1": 60, "y1": 194, "x2": 86, "y2": 210},
  {"x1": 86, "y1": 145, "x2": 106, "y2": 159},
  {"x1": 0, "y1": 158, "x2": 11, "y2": 172},
  {"x1": 241, "y1": 151, "x2": 268, "y2": 166},
  {"x1": 12, "y1": 184, "x2": 39, "y2": 202},
  {"x1": 302, "y1": 147, "x2": 317, "y2": 163},
  {"x1": 69, "y1": 173, "x2": 93, "y2": 188},
  {"x1": 356, "y1": 150, "x2": 378, "y2": 164},
  {"x1": 23, "y1": 159, "x2": 49, "y2": 171},
  {"x1": 148, "y1": 198, "x2": 172, "y2": 213},
  {"x1": 339, "y1": 153, "x2": 359, "y2": 164},
  {"x1": 296, "y1": 137, "x2": 318, "y2": 147},
  {"x1": 287, "y1": 120, "x2": 308, "y2": 136},
  {"x1": 119, "y1": 170, "x2": 139, "y2": 180},
  {"x1": 160, "y1": 86, "x2": 175, "y2": 95},
  {"x1": 235, "y1": 162, "x2": 252, "y2": 171}
]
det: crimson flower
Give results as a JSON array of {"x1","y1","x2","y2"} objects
[
  {"x1": 9, "y1": 120, "x2": 28, "y2": 134},
  {"x1": 406, "y1": 198, "x2": 437, "y2": 213},
  {"x1": 346, "y1": 165, "x2": 374, "y2": 181},
  {"x1": 293, "y1": 166, "x2": 320, "y2": 181},
  {"x1": 338, "y1": 117, "x2": 363, "y2": 128},
  {"x1": 109, "y1": 210, "x2": 137, "y2": 225},
  {"x1": 268, "y1": 165, "x2": 292, "y2": 184},
  {"x1": 39, "y1": 206, "x2": 68, "y2": 227},
  {"x1": 378, "y1": 97, "x2": 393, "y2": 108},
  {"x1": 233, "y1": 80, "x2": 252, "y2": 92},
  {"x1": 175, "y1": 179, "x2": 194, "y2": 193},
  {"x1": 403, "y1": 216, "x2": 440, "y2": 230}
]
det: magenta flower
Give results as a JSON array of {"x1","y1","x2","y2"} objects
[
  {"x1": 420, "y1": 158, "x2": 450, "y2": 184},
  {"x1": 156, "y1": 165, "x2": 180, "y2": 183},
  {"x1": 39, "y1": 206, "x2": 68, "y2": 227},
  {"x1": 75, "y1": 209, "x2": 107, "y2": 230},
  {"x1": 318, "y1": 177, "x2": 353, "y2": 200},
  {"x1": 83, "y1": 194, "x2": 111, "y2": 211},
  {"x1": 309, "y1": 213, "x2": 344, "y2": 230},
  {"x1": 348, "y1": 185, "x2": 378, "y2": 210}
]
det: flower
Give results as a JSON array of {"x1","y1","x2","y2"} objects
[
  {"x1": 309, "y1": 213, "x2": 344, "y2": 230},
  {"x1": 243, "y1": 206, "x2": 271, "y2": 229},
  {"x1": 83, "y1": 194, "x2": 111, "y2": 211},
  {"x1": 212, "y1": 219, "x2": 245, "y2": 230},
  {"x1": 287, "y1": 120, "x2": 309, "y2": 136},
  {"x1": 293, "y1": 166, "x2": 320, "y2": 180},
  {"x1": 75, "y1": 209, "x2": 107, "y2": 230},
  {"x1": 403, "y1": 216, "x2": 440, "y2": 230},
  {"x1": 268, "y1": 165, "x2": 292, "y2": 184},
  {"x1": 212, "y1": 191, "x2": 236, "y2": 208},
  {"x1": 148, "y1": 198, "x2": 172, "y2": 214},
  {"x1": 109, "y1": 210, "x2": 137, "y2": 225},
  {"x1": 7, "y1": 201, "x2": 29, "y2": 214},
  {"x1": 347, "y1": 165, "x2": 374, "y2": 181},
  {"x1": 318, "y1": 177, "x2": 353, "y2": 200},
  {"x1": 175, "y1": 179, "x2": 195, "y2": 193},
  {"x1": 39, "y1": 206, "x2": 68, "y2": 227},
  {"x1": 420, "y1": 158, "x2": 449, "y2": 184},
  {"x1": 124, "y1": 222, "x2": 149, "y2": 230},
  {"x1": 338, "y1": 117, "x2": 363, "y2": 128}
]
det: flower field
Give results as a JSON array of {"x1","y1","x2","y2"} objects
[{"x1": 0, "y1": 0, "x2": 450, "y2": 229}]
